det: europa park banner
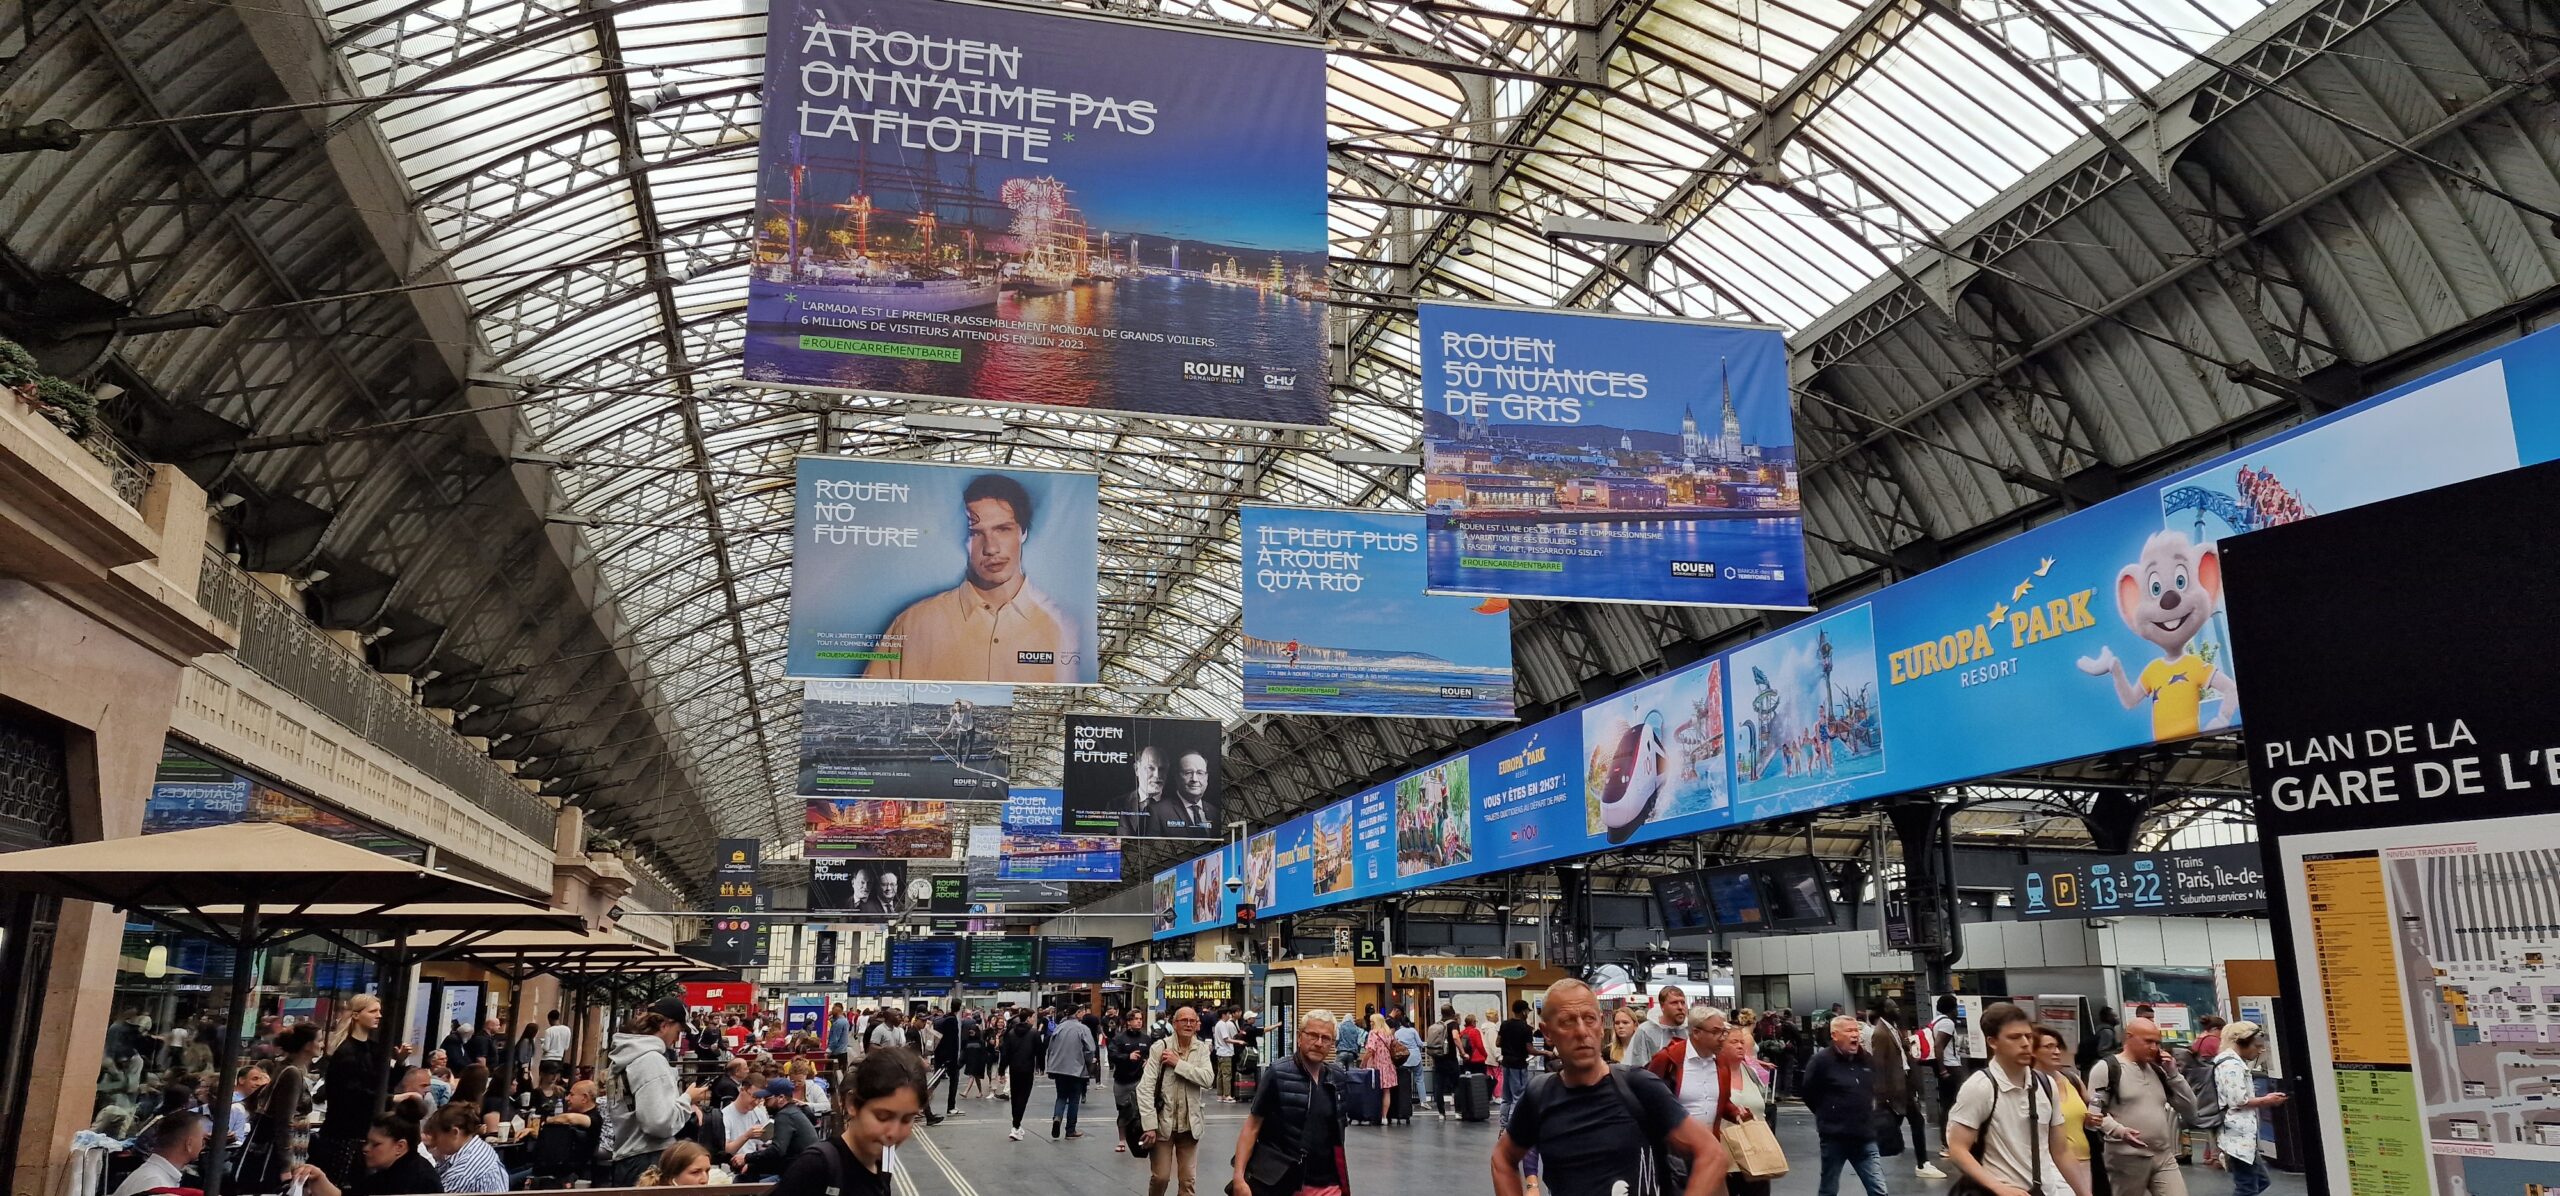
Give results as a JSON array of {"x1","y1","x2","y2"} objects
[
  {"x1": 745, "y1": 0, "x2": 1331, "y2": 426},
  {"x1": 1418, "y1": 301, "x2": 1810, "y2": 608},
  {"x1": 1239, "y1": 505, "x2": 1516, "y2": 720}
]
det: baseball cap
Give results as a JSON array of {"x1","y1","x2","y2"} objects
[
  {"x1": 763, "y1": 1078, "x2": 797, "y2": 1098},
  {"x1": 651, "y1": 995, "x2": 689, "y2": 1023}
]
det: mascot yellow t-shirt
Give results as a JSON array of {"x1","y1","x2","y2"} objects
[{"x1": 2138, "y1": 653, "x2": 2214, "y2": 739}]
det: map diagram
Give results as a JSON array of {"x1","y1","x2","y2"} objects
[{"x1": 2387, "y1": 841, "x2": 2560, "y2": 1194}]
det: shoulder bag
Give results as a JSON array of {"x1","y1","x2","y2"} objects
[
  {"x1": 1601, "y1": 1064, "x2": 1678, "y2": 1196},
  {"x1": 1948, "y1": 1071, "x2": 2047, "y2": 1196}
]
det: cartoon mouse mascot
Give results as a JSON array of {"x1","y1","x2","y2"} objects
[{"x1": 2076, "y1": 529, "x2": 2238, "y2": 739}]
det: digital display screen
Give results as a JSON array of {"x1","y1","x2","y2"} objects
[
  {"x1": 1652, "y1": 872, "x2": 1713, "y2": 931},
  {"x1": 1702, "y1": 862, "x2": 1767, "y2": 929},
  {"x1": 887, "y1": 937, "x2": 958, "y2": 982},
  {"x1": 1039, "y1": 936, "x2": 1112, "y2": 982},
  {"x1": 1757, "y1": 855, "x2": 1835, "y2": 930},
  {"x1": 929, "y1": 875, "x2": 968, "y2": 914},
  {"x1": 963, "y1": 936, "x2": 1038, "y2": 980}
]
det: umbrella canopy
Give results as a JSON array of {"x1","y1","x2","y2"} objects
[
  {"x1": 0, "y1": 822, "x2": 542, "y2": 912},
  {"x1": 189, "y1": 901, "x2": 586, "y2": 933},
  {"x1": 369, "y1": 926, "x2": 660, "y2": 960}
]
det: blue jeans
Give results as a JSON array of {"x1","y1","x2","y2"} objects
[
  {"x1": 1050, "y1": 1074, "x2": 1088, "y2": 1133},
  {"x1": 1499, "y1": 1067, "x2": 1529, "y2": 1125},
  {"x1": 2227, "y1": 1154, "x2": 2269, "y2": 1196},
  {"x1": 1817, "y1": 1137, "x2": 1888, "y2": 1196}
]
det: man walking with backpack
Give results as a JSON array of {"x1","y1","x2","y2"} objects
[
  {"x1": 1491, "y1": 979, "x2": 1727, "y2": 1196},
  {"x1": 1925, "y1": 996, "x2": 1966, "y2": 1155},
  {"x1": 1947, "y1": 1003, "x2": 2092, "y2": 1196},
  {"x1": 2087, "y1": 1017, "x2": 2198, "y2": 1196}
]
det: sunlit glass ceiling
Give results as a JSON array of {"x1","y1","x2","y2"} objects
[{"x1": 314, "y1": 0, "x2": 2274, "y2": 853}]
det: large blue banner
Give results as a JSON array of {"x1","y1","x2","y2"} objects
[
  {"x1": 1419, "y1": 302, "x2": 1807, "y2": 608},
  {"x1": 788, "y1": 457, "x2": 1099, "y2": 683},
  {"x1": 745, "y1": 0, "x2": 1330, "y2": 426},
  {"x1": 1159, "y1": 321, "x2": 2560, "y2": 939},
  {"x1": 997, "y1": 788, "x2": 1121, "y2": 881},
  {"x1": 1240, "y1": 506, "x2": 1515, "y2": 720}
]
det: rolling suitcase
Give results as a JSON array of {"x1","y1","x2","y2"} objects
[
  {"x1": 1342, "y1": 1066, "x2": 1384, "y2": 1125},
  {"x1": 1233, "y1": 1064, "x2": 1260, "y2": 1104},
  {"x1": 1457, "y1": 1072, "x2": 1493, "y2": 1122}
]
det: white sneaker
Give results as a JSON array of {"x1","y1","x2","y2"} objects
[
  {"x1": 1916, "y1": 1162, "x2": 1947, "y2": 1179},
  {"x1": 1009, "y1": 1128, "x2": 1023, "y2": 1141}
]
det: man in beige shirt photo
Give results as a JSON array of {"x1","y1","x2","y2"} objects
[{"x1": 865, "y1": 473, "x2": 1080, "y2": 683}]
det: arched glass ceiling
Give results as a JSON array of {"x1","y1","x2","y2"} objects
[{"x1": 315, "y1": 0, "x2": 2274, "y2": 852}]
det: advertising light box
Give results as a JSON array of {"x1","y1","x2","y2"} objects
[{"x1": 1157, "y1": 320, "x2": 2560, "y2": 940}]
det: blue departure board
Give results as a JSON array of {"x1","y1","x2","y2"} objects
[
  {"x1": 887, "y1": 937, "x2": 958, "y2": 982},
  {"x1": 1039, "y1": 936, "x2": 1112, "y2": 982}
]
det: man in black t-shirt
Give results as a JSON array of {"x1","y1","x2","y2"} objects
[
  {"x1": 1496, "y1": 1001, "x2": 1535, "y2": 1125},
  {"x1": 1492, "y1": 980, "x2": 1726, "y2": 1196}
]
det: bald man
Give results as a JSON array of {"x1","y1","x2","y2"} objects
[{"x1": 2087, "y1": 1015, "x2": 2199, "y2": 1196}]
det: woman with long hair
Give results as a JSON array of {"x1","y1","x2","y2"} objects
[
  {"x1": 637, "y1": 1140, "x2": 714, "y2": 1187},
  {"x1": 760, "y1": 1048, "x2": 930, "y2": 1196},
  {"x1": 1358, "y1": 1013, "x2": 1397, "y2": 1124},
  {"x1": 1605, "y1": 1007, "x2": 1640, "y2": 1064},
  {"x1": 512, "y1": 1023, "x2": 542, "y2": 1097},
  {"x1": 2034, "y1": 1025, "x2": 2099, "y2": 1196},
  {"x1": 309, "y1": 995, "x2": 399, "y2": 1185},
  {"x1": 238, "y1": 1025, "x2": 320, "y2": 1191}
]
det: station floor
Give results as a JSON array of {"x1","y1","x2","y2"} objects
[{"x1": 891, "y1": 1087, "x2": 2304, "y2": 1196}]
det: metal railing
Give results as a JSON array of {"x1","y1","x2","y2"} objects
[
  {"x1": 82, "y1": 426, "x2": 153, "y2": 509},
  {"x1": 196, "y1": 548, "x2": 557, "y2": 842}
]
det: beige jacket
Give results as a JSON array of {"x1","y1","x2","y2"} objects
[{"x1": 1137, "y1": 1036, "x2": 1217, "y2": 1138}]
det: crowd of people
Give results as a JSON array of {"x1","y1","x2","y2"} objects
[
  {"x1": 1489, "y1": 982, "x2": 2287, "y2": 1196},
  {"x1": 84, "y1": 983, "x2": 2286, "y2": 1196}
]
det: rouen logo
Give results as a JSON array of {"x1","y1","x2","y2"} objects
[
  {"x1": 1669, "y1": 560, "x2": 1717, "y2": 578},
  {"x1": 1182, "y1": 360, "x2": 1246, "y2": 384},
  {"x1": 1016, "y1": 651, "x2": 1056, "y2": 665}
]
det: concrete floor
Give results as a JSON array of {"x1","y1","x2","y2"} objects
[{"x1": 892, "y1": 1084, "x2": 2308, "y2": 1196}]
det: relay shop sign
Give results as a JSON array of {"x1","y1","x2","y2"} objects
[
  {"x1": 744, "y1": 0, "x2": 1330, "y2": 427},
  {"x1": 2009, "y1": 844, "x2": 2266, "y2": 921}
]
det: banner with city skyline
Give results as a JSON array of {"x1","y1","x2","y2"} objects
[
  {"x1": 1417, "y1": 302, "x2": 1809, "y2": 608},
  {"x1": 743, "y1": 0, "x2": 1330, "y2": 426},
  {"x1": 1239, "y1": 505, "x2": 1515, "y2": 720}
]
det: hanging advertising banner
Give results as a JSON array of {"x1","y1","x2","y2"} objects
[
  {"x1": 2223, "y1": 459, "x2": 2560, "y2": 1196},
  {"x1": 1158, "y1": 325, "x2": 2560, "y2": 940},
  {"x1": 804, "y1": 798, "x2": 956, "y2": 859},
  {"x1": 1059, "y1": 714, "x2": 1223, "y2": 838},
  {"x1": 707, "y1": 838, "x2": 763, "y2": 965},
  {"x1": 788, "y1": 457, "x2": 1100, "y2": 684},
  {"x1": 976, "y1": 787, "x2": 1120, "y2": 881},
  {"x1": 967, "y1": 823, "x2": 1067, "y2": 904},
  {"x1": 1239, "y1": 505, "x2": 1516, "y2": 720},
  {"x1": 799, "y1": 680, "x2": 1014, "y2": 800},
  {"x1": 745, "y1": 0, "x2": 1330, "y2": 426},
  {"x1": 1417, "y1": 301, "x2": 1807, "y2": 609},
  {"x1": 808, "y1": 858, "x2": 917, "y2": 913}
]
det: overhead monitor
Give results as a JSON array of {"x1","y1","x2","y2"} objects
[
  {"x1": 1039, "y1": 936, "x2": 1112, "y2": 982},
  {"x1": 886, "y1": 937, "x2": 958, "y2": 983},
  {"x1": 1651, "y1": 872, "x2": 1713, "y2": 932},
  {"x1": 1756, "y1": 855, "x2": 1836, "y2": 930},
  {"x1": 1701, "y1": 861, "x2": 1768, "y2": 930},
  {"x1": 962, "y1": 936, "x2": 1038, "y2": 982}
]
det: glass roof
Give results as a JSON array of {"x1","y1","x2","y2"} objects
[{"x1": 315, "y1": 0, "x2": 2272, "y2": 854}]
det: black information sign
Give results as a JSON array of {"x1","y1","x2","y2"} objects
[
  {"x1": 707, "y1": 838, "x2": 762, "y2": 966},
  {"x1": 1159, "y1": 977, "x2": 1239, "y2": 1009},
  {"x1": 887, "y1": 937, "x2": 958, "y2": 983},
  {"x1": 2220, "y1": 459, "x2": 2560, "y2": 1196},
  {"x1": 2008, "y1": 843, "x2": 2266, "y2": 921},
  {"x1": 1039, "y1": 936, "x2": 1112, "y2": 982},
  {"x1": 929, "y1": 874, "x2": 968, "y2": 914},
  {"x1": 815, "y1": 930, "x2": 839, "y2": 984},
  {"x1": 963, "y1": 936, "x2": 1038, "y2": 981},
  {"x1": 1352, "y1": 931, "x2": 1384, "y2": 965}
]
